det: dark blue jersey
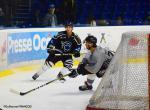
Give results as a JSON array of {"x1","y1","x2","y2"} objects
[{"x1": 47, "y1": 31, "x2": 81, "y2": 54}]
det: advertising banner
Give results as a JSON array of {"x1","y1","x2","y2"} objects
[
  {"x1": 0, "y1": 31, "x2": 7, "y2": 71},
  {"x1": 7, "y1": 31, "x2": 58, "y2": 64}
]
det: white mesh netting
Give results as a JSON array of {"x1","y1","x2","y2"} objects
[{"x1": 87, "y1": 31, "x2": 150, "y2": 110}]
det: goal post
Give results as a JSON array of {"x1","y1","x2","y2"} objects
[
  {"x1": 148, "y1": 33, "x2": 150, "y2": 110},
  {"x1": 86, "y1": 31, "x2": 150, "y2": 110}
]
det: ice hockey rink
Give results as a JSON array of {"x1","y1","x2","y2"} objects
[
  {"x1": 1, "y1": 25, "x2": 149, "y2": 110},
  {"x1": 0, "y1": 65, "x2": 100, "y2": 110}
]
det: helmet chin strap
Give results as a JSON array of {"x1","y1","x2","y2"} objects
[
  {"x1": 88, "y1": 45, "x2": 94, "y2": 51},
  {"x1": 88, "y1": 46, "x2": 92, "y2": 50},
  {"x1": 89, "y1": 44, "x2": 97, "y2": 53}
]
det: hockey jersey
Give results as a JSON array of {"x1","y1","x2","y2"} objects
[
  {"x1": 47, "y1": 31, "x2": 81, "y2": 54},
  {"x1": 83, "y1": 46, "x2": 114, "y2": 74}
]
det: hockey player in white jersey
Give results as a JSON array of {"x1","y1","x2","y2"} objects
[{"x1": 69, "y1": 35, "x2": 114, "y2": 91}]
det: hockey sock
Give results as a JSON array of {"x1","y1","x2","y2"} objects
[
  {"x1": 59, "y1": 67, "x2": 71, "y2": 76},
  {"x1": 86, "y1": 79, "x2": 94, "y2": 86},
  {"x1": 37, "y1": 61, "x2": 54, "y2": 76},
  {"x1": 86, "y1": 74, "x2": 96, "y2": 86}
]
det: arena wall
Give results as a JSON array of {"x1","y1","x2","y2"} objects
[{"x1": 0, "y1": 26, "x2": 150, "y2": 72}]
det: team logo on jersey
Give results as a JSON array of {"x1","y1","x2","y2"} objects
[{"x1": 61, "y1": 41, "x2": 72, "y2": 52}]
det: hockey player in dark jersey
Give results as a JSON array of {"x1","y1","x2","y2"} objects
[
  {"x1": 69, "y1": 35, "x2": 114, "y2": 91},
  {"x1": 32, "y1": 22, "x2": 81, "y2": 82}
]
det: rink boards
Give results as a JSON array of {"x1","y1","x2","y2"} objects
[{"x1": 0, "y1": 26, "x2": 150, "y2": 77}]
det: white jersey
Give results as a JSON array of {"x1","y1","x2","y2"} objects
[{"x1": 83, "y1": 46, "x2": 107, "y2": 74}]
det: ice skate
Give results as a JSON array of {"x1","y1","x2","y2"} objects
[
  {"x1": 79, "y1": 81, "x2": 93, "y2": 91},
  {"x1": 57, "y1": 72, "x2": 66, "y2": 83}
]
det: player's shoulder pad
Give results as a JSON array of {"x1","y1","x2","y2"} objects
[
  {"x1": 73, "y1": 33, "x2": 81, "y2": 45},
  {"x1": 54, "y1": 31, "x2": 66, "y2": 39},
  {"x1": 58, "y1": 31, "x2": 65, "y2": 35}
]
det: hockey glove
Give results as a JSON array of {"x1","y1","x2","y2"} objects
[
  {"x1": 77, "y1": 63, "x2": 86, "y2": 75},
  {"x1": 82, "y1": 58, "x2": 88, "y2": 64},
  {"x1": 48, "y1": 49, "x2": 56, "y2": 57},
  {"x1": 68, "y1": 69, "x2": 79, "y2": 78},
  {"x1": 96, "y1": 59, "x2": 110, "y2": 78},
  {"x1": 47, "y1": 45, "x2": 55, "y2": 53},
  {"x1": 73, "y1": 51, "x2": 80, "y2": 58},
  {"x1": 77, "y1": 63, "x2": 95, "y2": 75}
]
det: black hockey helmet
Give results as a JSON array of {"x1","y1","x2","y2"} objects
[
  {"x1": 64, "y1": 21, "x2": 73, "y2": 27},
  {"x1": 84, "y1": 35, "x2": 97, "y2": 47}
]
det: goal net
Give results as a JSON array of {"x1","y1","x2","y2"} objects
[{"x1": 86, "y1": 31, "x2": 150, "y2": 110}]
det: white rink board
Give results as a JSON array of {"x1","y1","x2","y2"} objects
[
  {"x1": 0, "y1": 26, "x2": 150, "y2": 70},
  {"x1": 4, "y1": 26, "x2": 150, "y2": 51}
]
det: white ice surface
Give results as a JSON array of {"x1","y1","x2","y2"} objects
[{"x1": 0, "y1": 68, "x2": 101, "y2": 110}]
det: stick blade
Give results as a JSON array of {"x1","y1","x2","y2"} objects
[
  {"x1": 20, "y1": 92, "x2": 27, "y2": 96},
  {"x1": 9, "y1": 88, "x2": 21, "y2": 95}
]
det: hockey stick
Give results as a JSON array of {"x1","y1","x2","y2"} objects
[
  {"x1": 47, "y1": 48, "x2": 74, "y2": 56},
  {"x1": 55, "y1": 53, "x2": 74, "y2": 56},
  {"x1": 10, "y1": 73, "x2": 70, "y2": 96},
  {"x1": 55, "y1": 52, "x2": 87, "y2": 56},
  {"x1": 47, "y1": 48, "x2": 87, "y2": 56}
]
